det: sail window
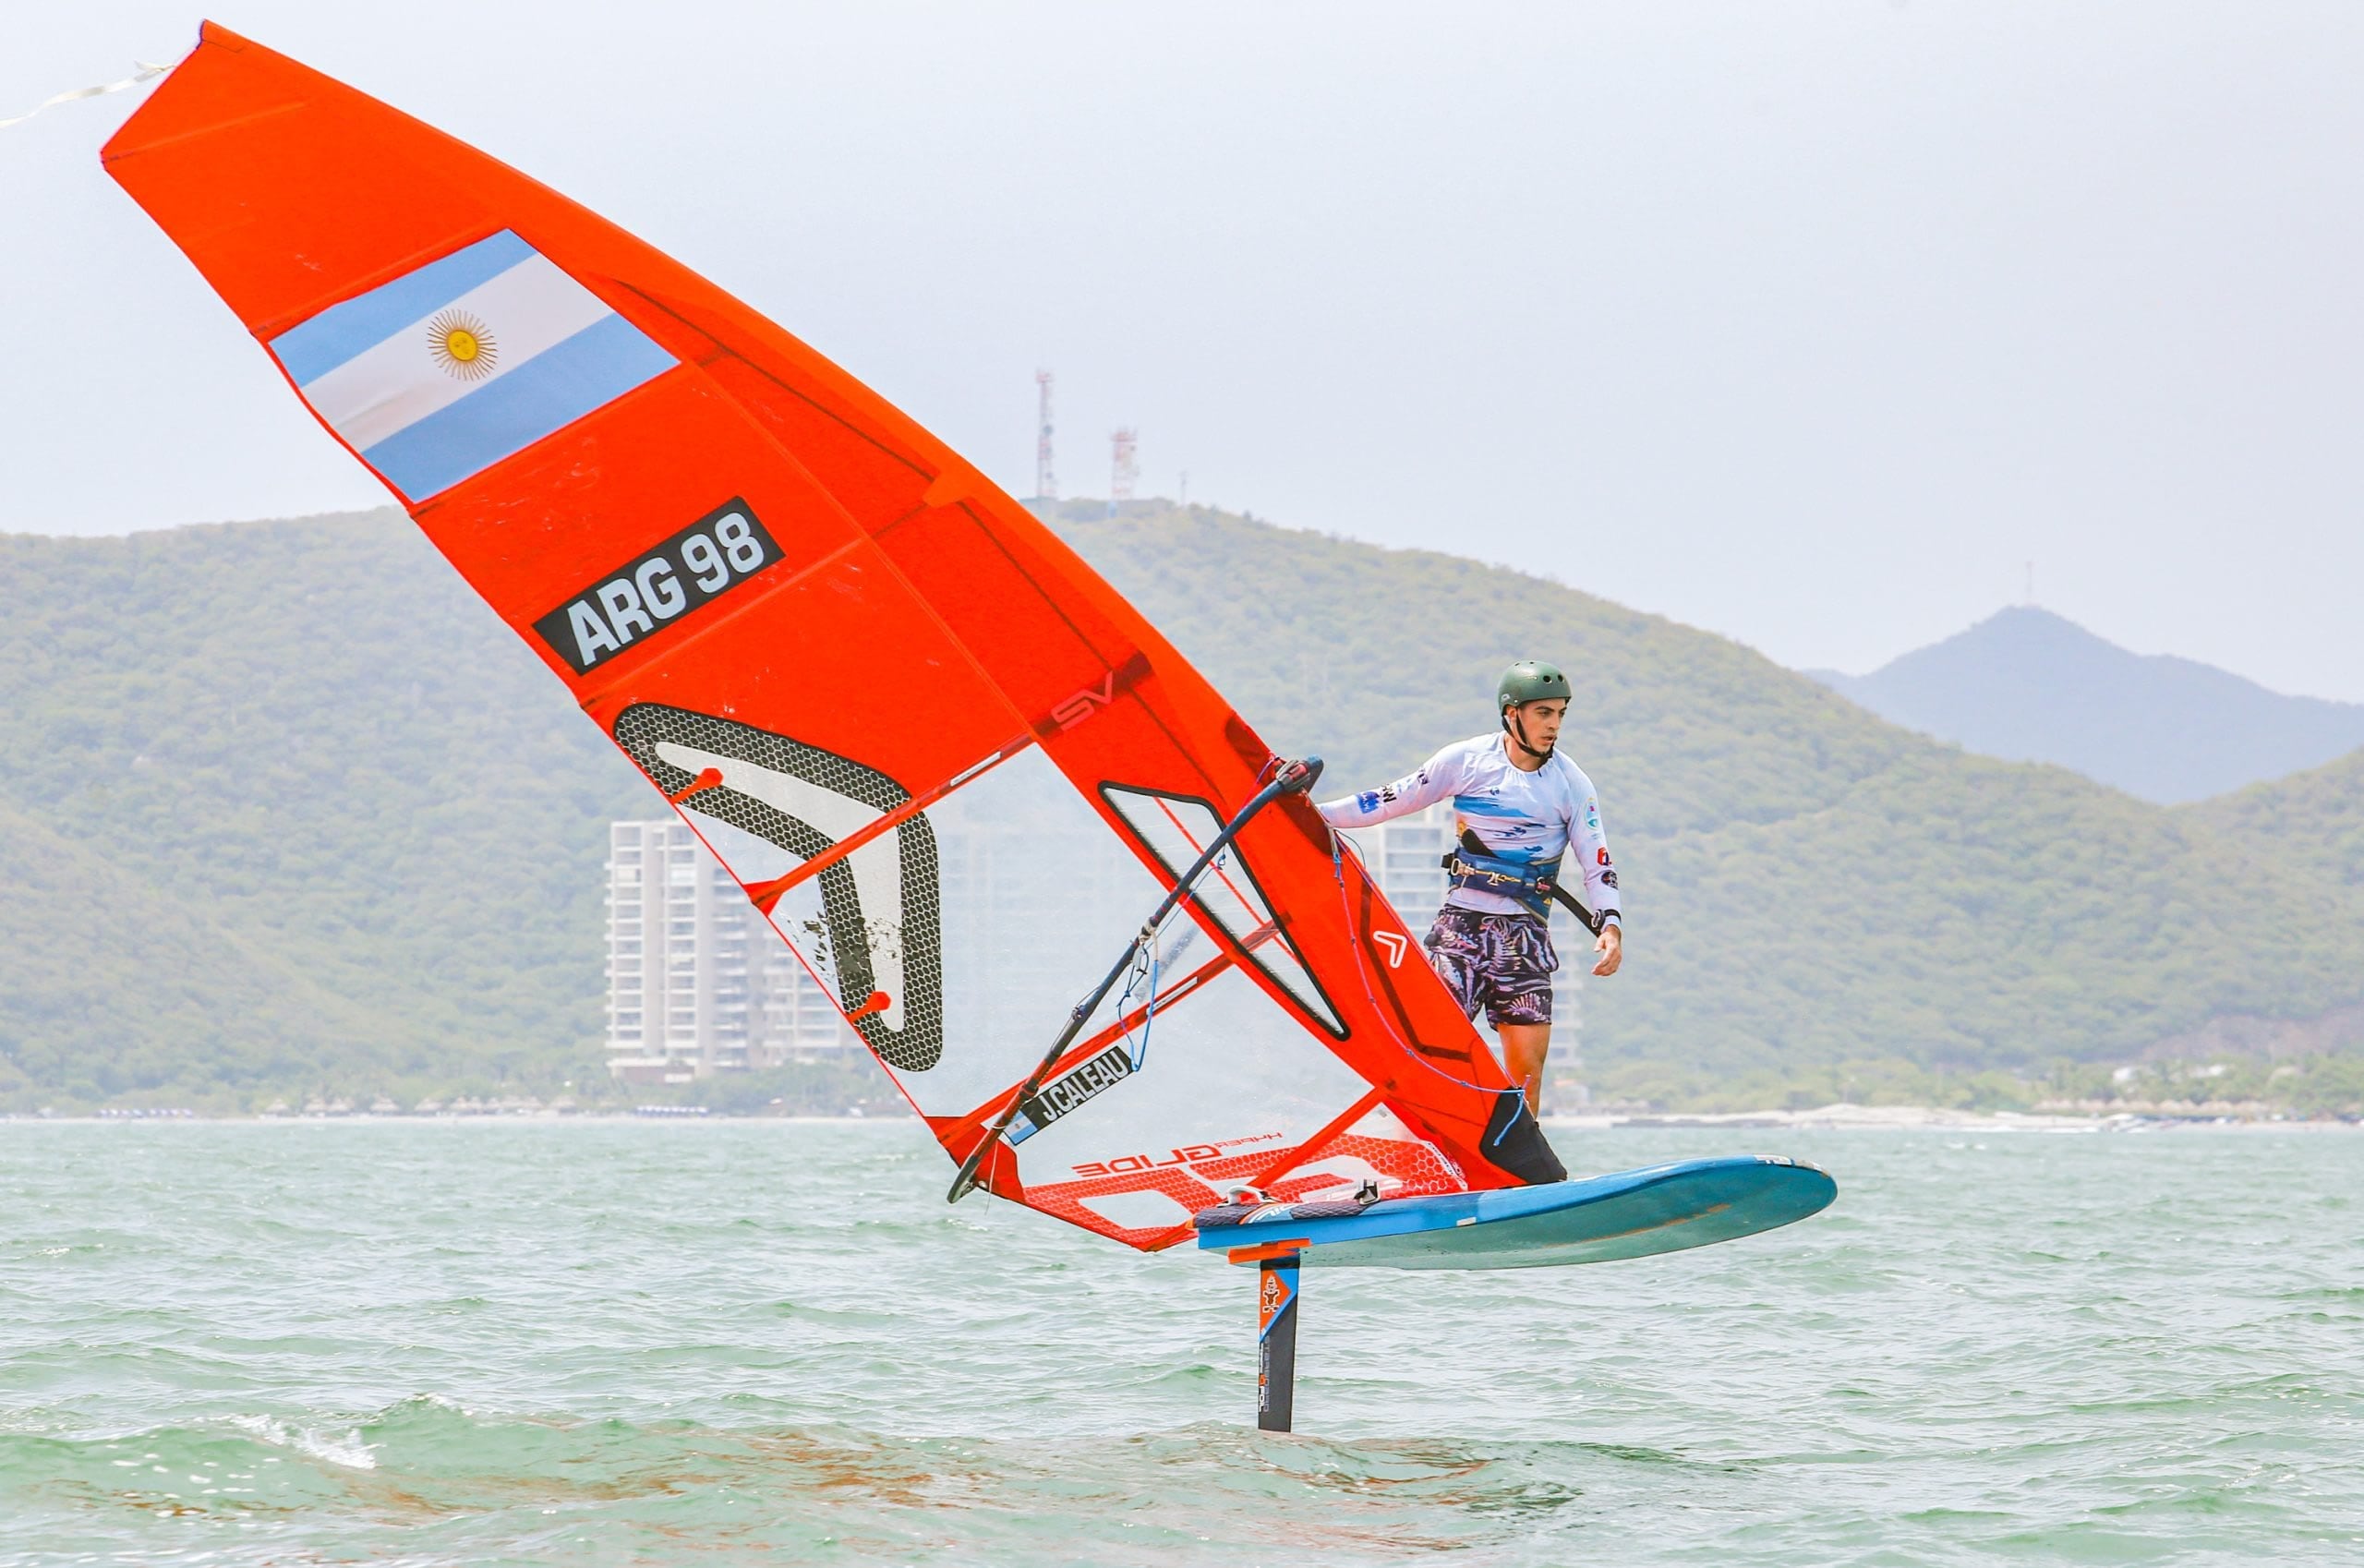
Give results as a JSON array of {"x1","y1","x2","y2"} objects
[{"x1": 1099, "y1": 785, "x2": 1346, "y2": 1038}]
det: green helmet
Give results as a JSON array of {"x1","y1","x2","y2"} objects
[{"x1": 1496, "y1": 659, "x2": 1571, "y2": 712}]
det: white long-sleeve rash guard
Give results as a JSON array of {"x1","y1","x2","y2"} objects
[{"x1": 1317, "y1": 732, "x2": 1622, "y2": 927}]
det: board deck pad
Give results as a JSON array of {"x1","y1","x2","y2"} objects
[{"x1": 1197, "y1": 1155, "x2": 1836, "y2": 1270}]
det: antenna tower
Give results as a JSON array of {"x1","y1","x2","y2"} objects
[
  {"x1": 1110, "y1": 427, "x2": 1139, "y2": 513},
  {"x1": 1034, "y1": 369, "x2": 1056, "y2": 501}
]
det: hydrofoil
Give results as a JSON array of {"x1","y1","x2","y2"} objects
[{"x1": 1195, "y1": 1154, "x2": 1837, "y2": 1430}]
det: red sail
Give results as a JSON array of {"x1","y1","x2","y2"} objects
[{"x1": 104, "y1": 24, "x2": 1558, "y2": 1249}]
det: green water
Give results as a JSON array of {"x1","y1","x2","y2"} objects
[{"x1": 1, "y1": 1122, "x2": 2357, "y2": 1565}]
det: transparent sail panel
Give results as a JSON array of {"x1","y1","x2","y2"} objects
[
  {"x1": 678, "y1": 806, "x2": 846, "y2": 999},
  {"x1": 676, "y1": 808, "x2": 801, "y2": 887},
  {"x1": 675, "y1": 739, "x2": 1176, "y2": 1114},
  {"x1": 1100, "y1": 785, "x2": 1345, "y2": 1036},
  {"x1": 911, "y1": 747, "x2": 1177, "y2": 1116},
  {"x1": 631, "y1": 709, "x2": 1196, "y2": 1117}
]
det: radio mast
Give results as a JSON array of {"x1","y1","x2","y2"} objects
[
  {"x1": 1109, "y1": 427, "x2": 1139, "y2": 515},
  {"x1": 1033, "y1": 369, "x2": 1056, "y2": 501}
]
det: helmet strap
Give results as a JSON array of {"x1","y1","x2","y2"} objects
[{"x1": 1502, "y1": 705, "x2": 1554, "y2": 765}]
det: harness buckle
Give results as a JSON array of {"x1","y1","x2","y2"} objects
[{"x1": 1438, "y1": 842, "x2": 1562, "y2": 917}]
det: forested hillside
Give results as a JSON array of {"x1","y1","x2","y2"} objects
[
  {"x1": 2, "y1": 504, "x2": 2358, "y2": 1111},
  {"x1": 2215, "y1": 749, "x2": 2364, "y2": 892},
  {"x1": 0, "y1": 514, "x2": 643, "y2": 1108}
]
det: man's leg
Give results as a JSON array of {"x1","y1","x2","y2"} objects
[
  {"x1": 1490, "y1": 915, "x2": 1559, "y2": 1115},
  {"x1": 1497, "y1": 1023, "x2": 1550, "y2": 1115},
  {"x1": 1423, "y1": 909, "x2": 1485, "y2": 1020}
]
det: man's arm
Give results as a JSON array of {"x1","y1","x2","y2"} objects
[
  {"x1": 1316, "y1": 745, "x2": 1465, "y2": 829},
  {"x1": 1566, "y1": 775, "x2": 1624, "y2": 976}
]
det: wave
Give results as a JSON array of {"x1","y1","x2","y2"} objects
[{"x1": 0, "y1": 1397, "x2": 1729, "y2": 1566}]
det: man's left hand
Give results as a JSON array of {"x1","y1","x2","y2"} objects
[{"x1": 1592, "y1": 923, "x2": 1622, "y2": 977}]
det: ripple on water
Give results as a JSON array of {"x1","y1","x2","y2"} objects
[{"x1": 1, "y1": 1122, "x2": 2360, "y2": 1566}]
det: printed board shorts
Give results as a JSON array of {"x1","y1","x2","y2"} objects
[{"x1": 1423, "y1": 905, "x2": 1558, "y2": 1027}]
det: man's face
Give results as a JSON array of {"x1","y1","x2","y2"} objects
[{"x1": 1512, "y1": 697, "x2": 1568, "y2": 750}]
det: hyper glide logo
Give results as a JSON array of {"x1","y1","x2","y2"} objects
[{"x1": 534, "y1": 500, "x2": 781, "y2": 674}]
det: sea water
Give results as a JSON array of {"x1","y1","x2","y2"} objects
[{"x1": 0, "y1": 1121, "x2": 2356, "y2": 1565}]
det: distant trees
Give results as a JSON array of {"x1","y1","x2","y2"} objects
[{"x1": 0, "y1": 505, "x2": 2357, "y2": 1114}]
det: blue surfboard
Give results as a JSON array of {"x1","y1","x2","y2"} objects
[{"x1": 1195, "y1": 1154, "x2": 1836, "y2": 1270}]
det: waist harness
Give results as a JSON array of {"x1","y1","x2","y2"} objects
[{"x1": 1439, "y1": 829, "x2": 1562, "y2": 919}]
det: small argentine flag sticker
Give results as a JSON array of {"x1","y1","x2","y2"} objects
[{"x1": 268, "y1": 231, "x2": 675, "y2": 502}]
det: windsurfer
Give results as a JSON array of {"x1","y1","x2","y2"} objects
[{"x1": 1317, "y1": 661, "x2": 1622, "y2": 1113}]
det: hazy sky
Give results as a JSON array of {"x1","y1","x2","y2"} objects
[{"x1": 7, "y1": 3, "x2": 2360, "y2": 697}]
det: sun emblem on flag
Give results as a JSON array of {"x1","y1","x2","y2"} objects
[{"x1": 426, "y1": 310, "x2": 499, "y2": 380}]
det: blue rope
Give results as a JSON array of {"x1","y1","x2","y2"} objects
[
  {"x1": 1121, "y1": 937, "x2": 1161, "y2": 1071},
  {"x1": 1325, "y1": 830, "x2": 1501, "y2": 1100}
]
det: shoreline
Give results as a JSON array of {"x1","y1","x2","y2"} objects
[
  {"x1": 1546, "y1": 1104, "x2": 2358, "y2": 1132},
  {"x1": 4, "y1": 1104, "x2": 2355, "y2": 1130}
]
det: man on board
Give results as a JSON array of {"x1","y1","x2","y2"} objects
[{"x1": 1318, "y1": 661, "x2": 1622, "y2": 1115}]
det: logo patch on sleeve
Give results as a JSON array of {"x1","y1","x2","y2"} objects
[{"x1": 534, "y1": 499, "x2": 781, "y2": 674}]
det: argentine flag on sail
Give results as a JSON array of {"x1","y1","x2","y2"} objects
[{"x1": 268, "y1": 230, "x2": 675, "y2": 502}]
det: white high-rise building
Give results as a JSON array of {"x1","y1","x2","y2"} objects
[{"x1": 604, "y1": 820, "x2": 853, "y2": 1085}]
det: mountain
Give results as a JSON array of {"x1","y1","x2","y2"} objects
[
  {"x1": 0, "y1": 793, "x2": 414, "y2": 1106},
  {"x1": 2, "y1": 507, "x2": 2359, "y2": 1112},
  {"x1": 0, "y1": 514, "x2": 646, "y2": 1106},
  {"x1": 1808, "y1": 606, "x2": 2364, "y2": 804}
]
